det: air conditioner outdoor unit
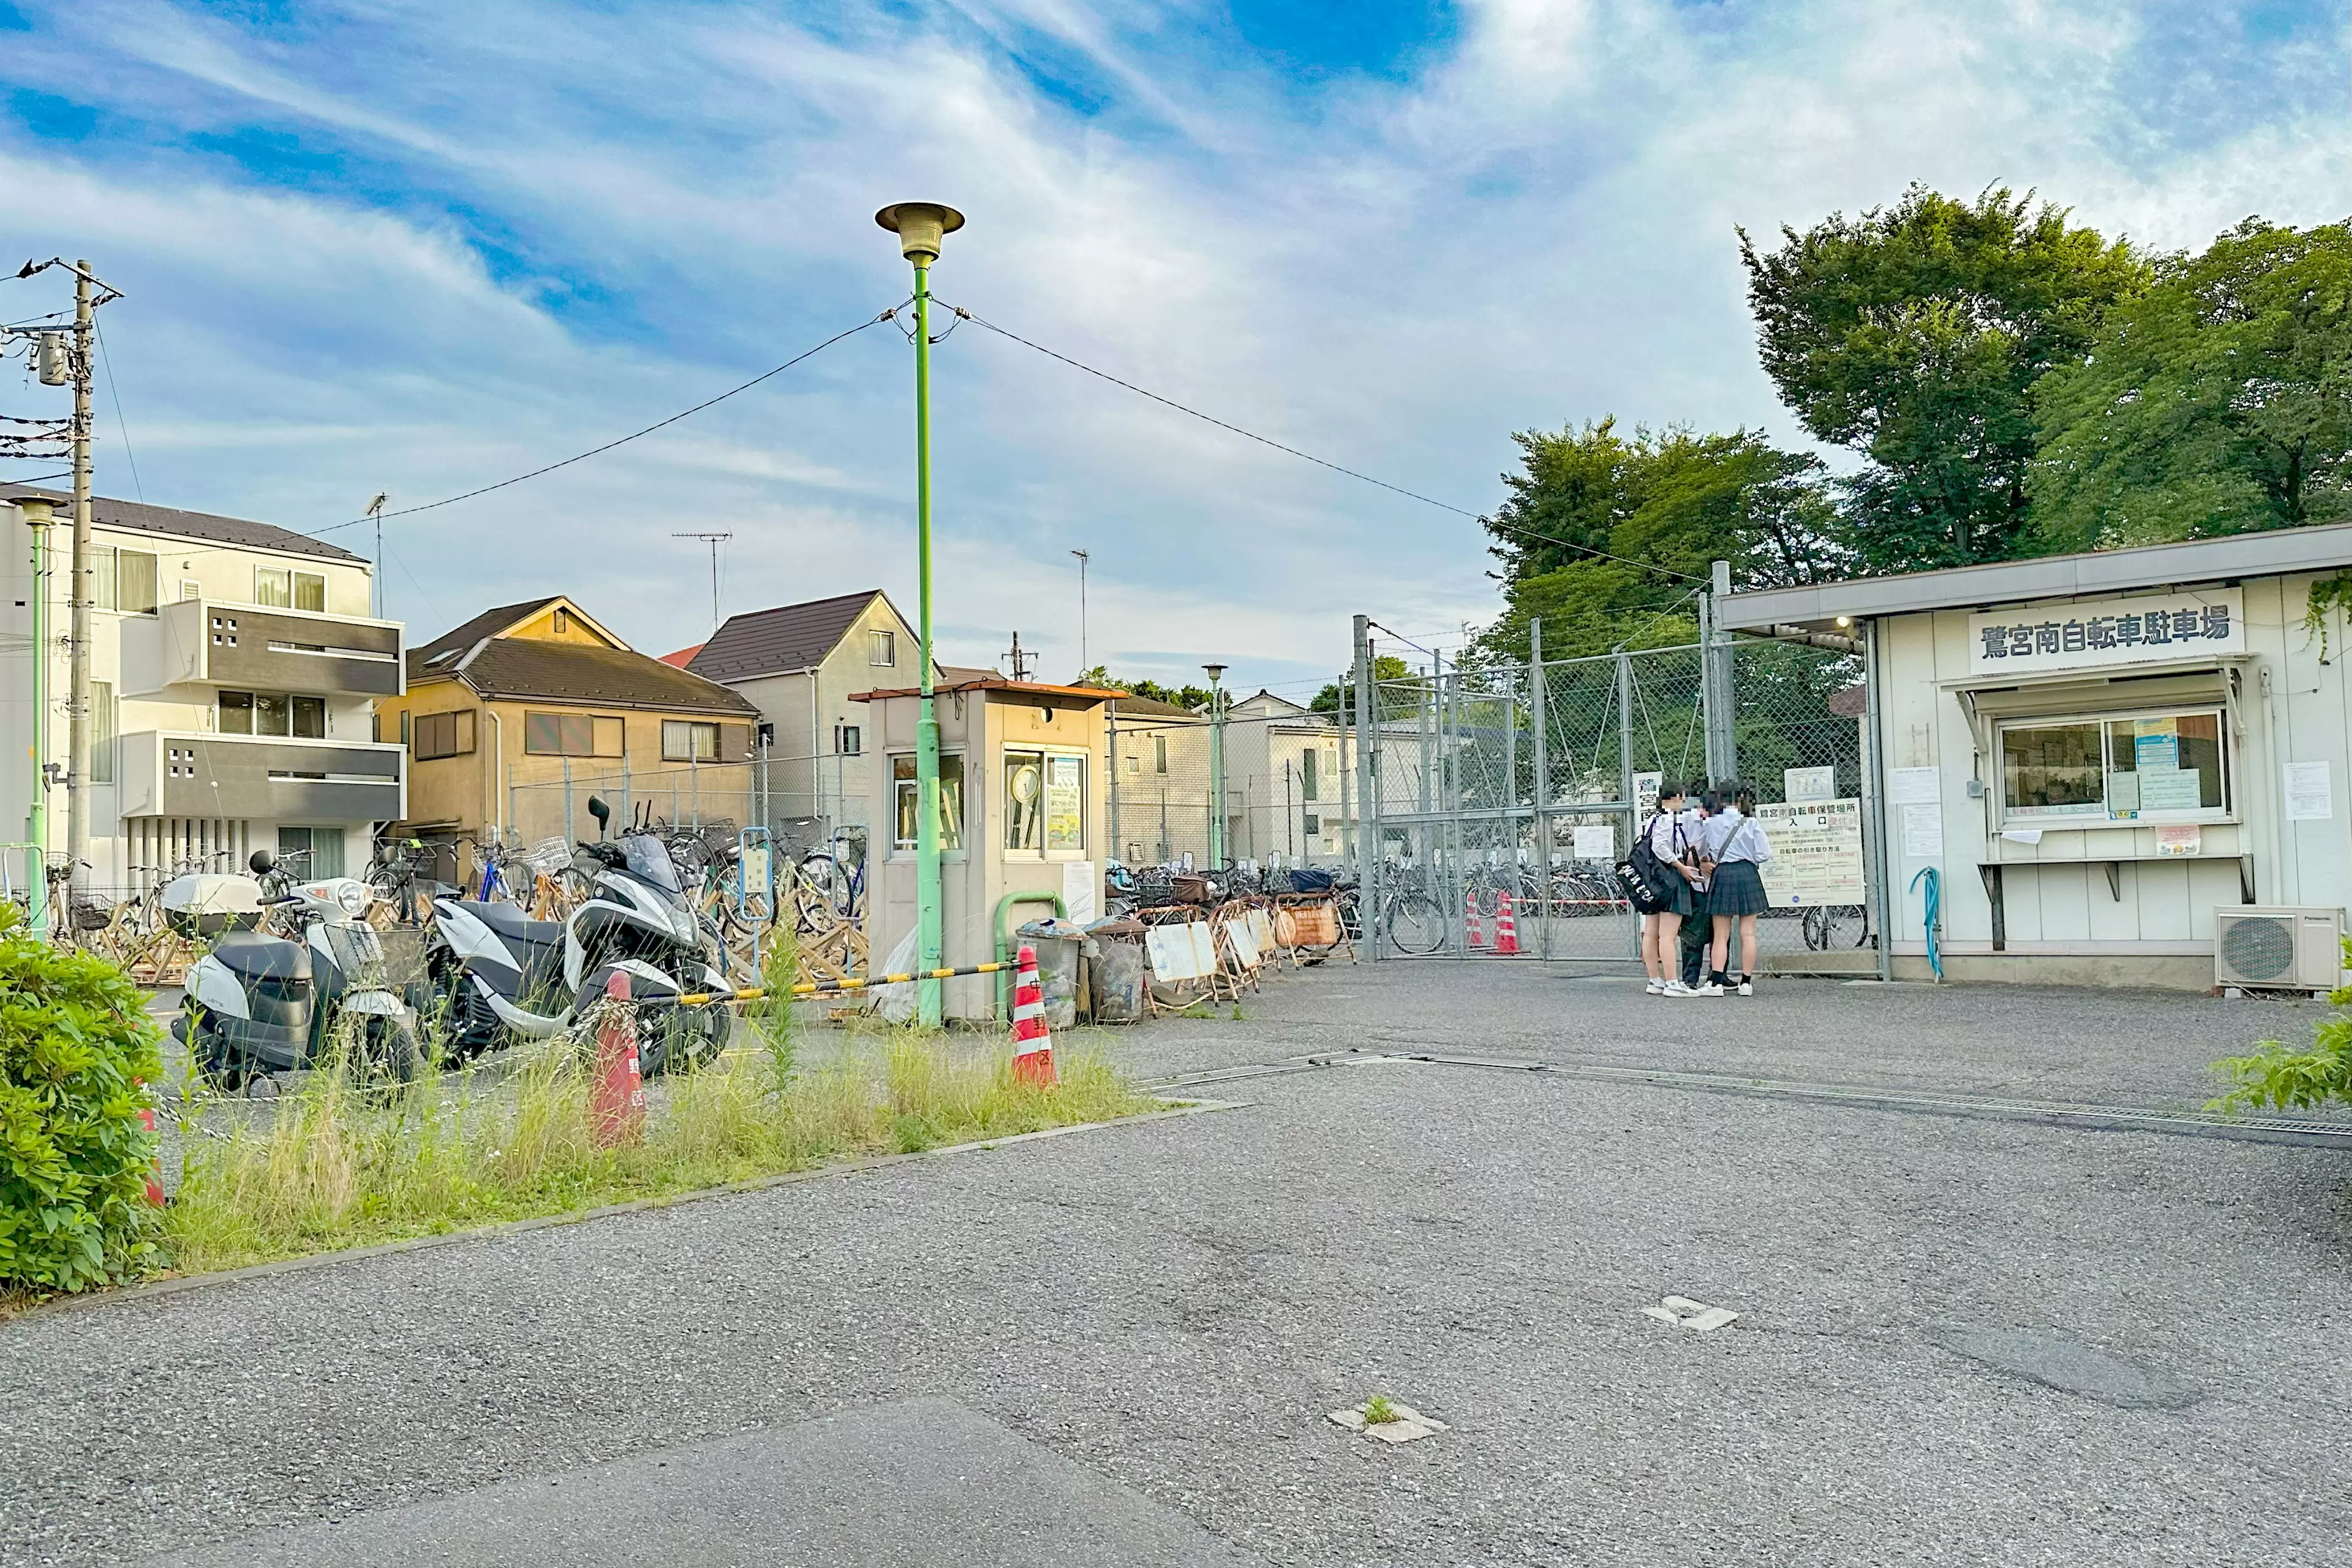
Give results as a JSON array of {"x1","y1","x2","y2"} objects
[{"x1": 2214, "y1": 906, "x2": 2345, "y2": 992}]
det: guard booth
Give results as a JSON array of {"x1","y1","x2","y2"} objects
[
  {"x1": 1720, "y1": 523, "x2": 2352, "y2": 991},
  {"x1": 850, "y1": 674, "x2": 1119, "y2": 1020}
]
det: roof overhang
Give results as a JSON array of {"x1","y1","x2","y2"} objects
[
  {"x1": 1718, "y1": 522, "x2": 2352, "y2": 635},
  {"x1": 850, "y1": 678, "x2": 1126, "y2": 708}
]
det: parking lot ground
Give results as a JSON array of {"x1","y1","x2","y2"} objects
[{"x1": 6, "y1": 964, "x2": 2350, "y2": 1566}]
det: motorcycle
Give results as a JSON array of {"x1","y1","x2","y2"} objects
[
  {"x1": 423, "y1": 797, "x2": 733, "y2": 1075},
  {"x1": 175, "y1": 850, "x2": 422, "y2": 1089}
]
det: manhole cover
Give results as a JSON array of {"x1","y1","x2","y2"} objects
[{"x1": 1932, "y1": 1326, "x2": 2202, "y2": 1409}]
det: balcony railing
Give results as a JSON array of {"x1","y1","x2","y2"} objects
[
  {"x1": 116, "y1": 731, "x2": 407, "y2": 824},
  {"x1": 120, "y1": 597, "x2": 405, "y2": 698}
]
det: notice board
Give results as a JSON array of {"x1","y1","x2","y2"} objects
[{"x1": 1754, "y1": 799, "x2": 1866, "y2": 908}]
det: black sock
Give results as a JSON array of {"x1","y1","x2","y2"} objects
[{"x1": 1709, "y1": 970, "x2": 1727, "y2": 987}]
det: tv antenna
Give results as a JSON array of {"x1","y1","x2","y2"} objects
[{"x1": 672, "y1": 531, "x2": 733, "y2": 628}]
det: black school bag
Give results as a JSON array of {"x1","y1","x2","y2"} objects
[{"x1": 1617, "y1": 813, "x2": 1685, "y2": 914}]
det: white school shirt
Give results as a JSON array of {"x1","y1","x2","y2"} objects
[
  {"x1": 1704, "y1": 806, "x2": 1772, "y2": 866},
  {"x1": 1646, "y1": 811, "x2": 1689, "y2": 864}
]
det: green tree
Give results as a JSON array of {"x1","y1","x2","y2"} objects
[
  {"x1": 1076, "y1": 667, "x2": 1211, "y2": 711},
  {"x1": 2030, "y1": 218, "x2": 2352, "y2": 551},
  {"x1": 1741, "y1": 184, "x2": 2147, "y2": 570},
  {"x1": 1310, "y1": 654, "x2": 1419, "y2": 718},
  {"x1": 1475, "y1": 418, "x2": 1840, "y2": 663}
]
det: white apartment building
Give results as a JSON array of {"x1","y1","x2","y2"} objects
[{"x1": 2, "y1": 485, "x2": 407, "y2": 894}]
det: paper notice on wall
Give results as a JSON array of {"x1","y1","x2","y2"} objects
[
  {"x1": 2136, "y1": 766, "x2": 2202, "y2": 813},
  {"x1": 1889, "y1": 766, "x2": 1941, "y2": 805},
  {"x1": 1062, "y1": 859, "x2": 1097, "y2": 925},
  {"x1": 1900, "y1": 802, "x2": 1943, "y2": 858},
  {"x1": 2152, "y1": 824, "x2": 2201, "y2": 857},
  {"x1": 1633, "y1": 771, "x2": 1663, "y2": 816},
  {"x1": 1572, "y1": 824, "x2": 1616, "y2": 861},
  {"x1": 1784, "y1": 765, "x2": 1837, "y2": 804},
  {"x1": 2284, "y1": 761, "x2": 2333, "y2": 821},
  {"x1": 2000, "y1": 828, "x2": 2043, "y2": 845},
  {"x1": 1755, "y1": 800, "x2": 1865, "y2": 907},
  {"x1": 2133, "y1": 718, "x2": 2180, "y2": 771}
]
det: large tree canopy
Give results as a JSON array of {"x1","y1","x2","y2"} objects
[
  {"x1": 2029, "y1": 217, "x2": 2352, "y2": 551},
  {"x1": 1475, "y1": 418, "x2": 1840, "y2": 663},
  {"x1": 1741, "y1": 184, "x2": 2148, "y2": 570}
]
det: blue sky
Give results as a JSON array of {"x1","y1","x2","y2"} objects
[{"x1": 0, "y1": 0, "x2": 2342, "y2": 698}]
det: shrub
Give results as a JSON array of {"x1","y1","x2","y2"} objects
[
  {"x1": 2211, "y1": 939, "x2": 2352, "y2": 1112},
  {"x1": 0, "y1": 903, "x2": 164, "y2": 1292}
]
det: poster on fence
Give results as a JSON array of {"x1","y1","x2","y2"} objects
[{"x1": 1755, "y1": 799, "x2": 1866, "y2": 908}]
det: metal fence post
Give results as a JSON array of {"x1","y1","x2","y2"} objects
[
  {"x1": 1107, "y1": 699, "x2": 1120, "y2": 865},
  {"x1": 1864, "y1": 618, "x2": 1894, "y2": 981},
  {"x1": 1529, "y1": 619, "x2": 1548, "y2": 963},
  {"x1": 1703, "y1": 559, "x2": 1737, "y2": 783},
  {"x1": 1352, "y1": 614, "x2": 1377, "y2": 960},
  {"x1": 562, "y1": 756, "x2": 573, "y2": 845},
  {"x1": 1617, "y1": 649, "x2": 1639, "y2": 961}
]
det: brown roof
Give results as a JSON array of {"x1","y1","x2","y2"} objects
[
  {"x1": 441, "y1": 638, "x2": 758, "y2": 716},
  {"x1": 4, "y1": 483, "x2": 363, "y2": 564},
  {"x1": 688, "y1": 590, "x2": 895, "y2": 682},
  {"x1": 851, "y1": 676, "x2": 1125, "y2": 705},
  {"x1": 1108, "y1": 693, "x2": 1199, "y2": 720},
  {"x1": 410, "y1": 596, "x2": 562, "y2": 670},
  {"x1": 659, "y1": 643, "x2": 705, "y2": 669},
  {"x1": 937, "y1": 663, "x2": 1002, "y2": 684}
]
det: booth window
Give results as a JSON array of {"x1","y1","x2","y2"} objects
[
  {"x1": 892, "y1": 752, "x2": 964, "y2": 852},
  {"x1": 1999, "y1": 709, "x2": 2228, "y2": 822},
  {"x1": 1003, "y1": 750, "x2": 1084, "y2": 854}
]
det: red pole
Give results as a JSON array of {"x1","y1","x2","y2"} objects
[{"x1": 590, "y1": 971, "x2": 646, "y2": 1147}]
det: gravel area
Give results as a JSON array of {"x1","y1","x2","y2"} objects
[{"x1": 5, "y1": 964, "x2": 2349, "y2": 1565}]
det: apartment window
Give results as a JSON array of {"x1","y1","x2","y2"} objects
[
  {"x1": 1125, "y1": 754, "x2": 1140, "y2": 775},
  {"x1": 1153, "y1": 734, "x2": 1168, "y2": 774},
  {"x1": 1003, "y1": 750, "x2": 1084, "y2": 853},
  {"x1": 835, "y1": 723, "x2": 862, "y2": 757},
  {"x1": 870, "y1": 629, "x2": 896, "y2": 667},
  {"x1": 1303, "y1": 813, "x2": 1321, "y2": 838},
  {"x1": 1300, "y1": 746, "x2": 1320, "y2": 802},
  {"x1": 662, "y1": 719, "x2": 720, "y2": 762},
  {"x1": 399, "y1": 710, "x2": 411, "y2": 747},
  {"x1": 275, "y1": 825, "x2": 345, "y2": 879},
  {"x1": 218, "y1": 691, "x2": 326, "y2": 738},
  {"x1": 1998, "y1": 709, "x2": 2229, "y2": 823},
  {"x1": 892, "y1": 752, "x2": 965, "y2": 852},
  {"x1": 529, "y1": 712, "x2": 625, "y2": 758},
  {"x1": 116, "y1": 550, "x2": 156, "y2": 614},
  {"x1": 414, "y1": 710, "x2": 478, "y2": 761},
  {"x1": 90, "y1": 681, "x2": 115, "y2": 783},
  {"x1": 256, "y1": 566, "x2": 326, "y2": 612}
]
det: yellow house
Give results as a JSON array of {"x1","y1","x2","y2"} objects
[{"x1": 386, "y1": 595, "x2": 760, "y2": 850}]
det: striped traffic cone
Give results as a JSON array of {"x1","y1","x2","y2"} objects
[
  {"x1": 1465, "y1": 890, "x2": 1486, "y2": 950},
  {"x1": 1493, "y1": 892, "x2": 1520, "y2": 955},
  {"x1": 1010, "y1": 943, "x2": 1057, "y2": 1087}
]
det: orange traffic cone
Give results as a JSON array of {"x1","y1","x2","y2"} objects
[
  {"x1": 1494, "y1": 892, "x2": 1520, "y2": 955},
  {"x1": 590, "y1": 970, "x2": 646, "y2": 1147},
  {"x1": 1010, "y1": 943, "x2": 1057, "y2": 1087},
  {"x1": 136, "y1": 1085, "x2": 164, "y2": 1208},
  {"x1": 1465, "y1": 890, "x2": 1486, "y2": 949}
]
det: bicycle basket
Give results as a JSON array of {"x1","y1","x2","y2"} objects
[{"x1": 517, "y1": 837, "x2": 573, "y2": 877}]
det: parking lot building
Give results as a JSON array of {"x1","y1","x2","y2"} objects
[{"x1": 1720, "y1": 523, "x2": 2352, "y2": 989}]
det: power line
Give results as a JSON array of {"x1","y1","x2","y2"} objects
[
  {"x1": 94, "y1": 318, "x2": 142, "y2": 502},
  {"x1": 942, "y1": 302, "x2": 1704, "y2": 587}
]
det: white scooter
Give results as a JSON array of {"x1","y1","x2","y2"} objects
[
  {"x1": 424, "y1": 797, "x2": 733, "y2": 1074},
  {"x1": 175, "y1": 850, "x2": 421, "y2": 1088}
]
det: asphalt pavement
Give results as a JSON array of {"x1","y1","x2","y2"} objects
[{"x1": 4, "y1": 961, "x2": 2348, "y2": 1566}]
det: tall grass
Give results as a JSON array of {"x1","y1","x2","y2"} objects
[{"x1": 162, "y1": 989, "x2": 1154, "y2": 1276}]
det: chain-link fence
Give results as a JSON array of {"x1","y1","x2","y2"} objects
[
  {"x1": 499, "y1": 755, "x2": 873, "y2": 874},
  {"x1": 1350, "y1": 618, "x2": 1882, "y2": 974},
  {"x1": 1102, "y1": 708, "x2": 1356, "y2": 872}
]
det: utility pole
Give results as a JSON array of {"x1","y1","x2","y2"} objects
[
  {"x1": 1003, "y1": 630, "x2": 1032, "y2": 682},
  {"x1": 366, "y1": 492, "x2": 388, "y2": 618},
  {"x1": 673, "y1": 531, "x2": 733, "y2": 629},
  {"x1": 1203, "y1": 662, "x2": 1227, "y2": 866},
  {"x1": 877, "y1": 200, "x2": 964, "y2": 1026},
  {"x1": 1069, "y1": 548, "x2": 1089, "y2": 674},
  {"x1": 64, "y1": 261, "x2": 95, "y2": 923}
]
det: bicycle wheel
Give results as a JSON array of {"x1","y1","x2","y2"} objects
[{"x1": 1383, "y1": 891, "x2": 1449, "y2": 956}]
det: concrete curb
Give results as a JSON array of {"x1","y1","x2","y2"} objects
[{"x1": 10, "y1": 1098, "x2": 1246, "y2": 1323}]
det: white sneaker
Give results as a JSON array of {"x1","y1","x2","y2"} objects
[
  {"x1": 1689, "y1": 980, "x2": 1724, "y2": 996},
  {"x1": 1737, "y1": 979, "x2": 1754, "y2": 997},
  {"x1": 1645, "y1": 978, "x2": 1665, "y2": 995},
  {"x1": 1662, "y1": 980, "x2": 1695, "y2": 996}
]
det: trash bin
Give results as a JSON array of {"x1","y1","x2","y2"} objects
[
  {"x1": 1083, "y1": 919, "x2": 1147, "y2": 1024},
  {"x1": 1014, "y1": 919, "x2": 1083, "y2": 1031}
]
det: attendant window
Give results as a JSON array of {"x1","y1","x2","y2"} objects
[
  {"x1": 892, "y1": 752, "x2": 965, "y2": 852},
  {"x1": 662, "y1": 719, "x2": 720, "y2": 761},
  {"x1": 871, "y1": 629, "x2": 897, "y2": 667},
  {"x1": 530, "y1": 712, "x2": 624, "y2": 757},
  {"x1": 1003, "y1": 750, "x2": 1084, "y2": 853},
  {"x1": 414, "y1": 710, "x2": 478, "y2": 761},
  {"x1": 1998, "y1": 709, "x2": 2229, "y2": 824}
]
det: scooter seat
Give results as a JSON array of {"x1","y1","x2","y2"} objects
[
  {"x1": 460, "y1": 900, "x2": 566, "y2": 951},
  {"x1": 207, "y1": 929, "x2": 313, "y2": 981}
]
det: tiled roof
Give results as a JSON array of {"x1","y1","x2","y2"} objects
[
  {"x1": 444, "y1": 638, "x2": 758, "y2": 715},
  {"x1": 688, "y1": 590, "x2": 892, "y2": 681},
  {"x1": 409, "y1": 597, "x2": 562, "y2": 670},
  {"x1": 659, "y1": 643, "x2": 705, "y2": 670},
  {"x1": 2, "y1": 484, "x2": 363, "y2": 564}
]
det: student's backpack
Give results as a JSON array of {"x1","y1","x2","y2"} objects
[{"x1": 1617, "y1": 813, "x2": 1684, "y2": 914}]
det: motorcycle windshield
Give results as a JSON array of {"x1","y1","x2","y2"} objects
[{"x1": 621, "y1": 834, "x2": 682, "y2": 895}]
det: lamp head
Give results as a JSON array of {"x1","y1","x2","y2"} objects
[
  {"x1": 874, "y1": 202, "x2": 965, "y2": 268},
  {"x1": 17, "y1": 497, "x2": 55, "y2": 527},
  {"x1": 1202, "y1": 662, "x2": 1227, "y2": 683}
]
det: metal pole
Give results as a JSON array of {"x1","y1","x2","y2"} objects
[
  {"x1": 912, "y1": 261, "x2": 944, "y2": 1024},
  {"x1": 1351, "y1": 615, "x2": 1377, "y2": 960},
  {"x1": 1530, "y1": 618, "x2": 1547, "y2": 963},
  {"x1": 1617, "y1": 648, "x2": 1636, "y2": 963},
  {"x1": 63, "y1": 264, "x2": 93, "y2": 922},
  {"x1": 1207, "y1": 673, "x2": 1226, "y2": 865},
  {"x1": 1864, "y1": 618, "x2": 1895, "y2": 982},
  {"x1": 24, "y1": 504, "x2": 52, "y2": 937},
  {"x1": 1704, "y1": 558, "x2": 1737, "y2": 783},
  {"x1": 562, "y1": 755, "x2": 574, "y2": 845},
  {"x1": 1106, "y1": 699, "x2": 1119, "y2": 864}
]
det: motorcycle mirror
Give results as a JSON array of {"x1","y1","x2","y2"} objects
[
  {"x1": 249, "y1": 849, "x2": 275, "y2": 875},
  {"x1": 588, "y1": 796, "x2": 610, "y2": 839}
]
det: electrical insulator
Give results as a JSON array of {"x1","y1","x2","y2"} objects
[{"x1": 36, "y1": 331, "x2": 68, "y2": 386}]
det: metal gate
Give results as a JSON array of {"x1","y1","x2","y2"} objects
[{"x1": 1348, "y1": 614, "x2": 1884, "y2": 974}]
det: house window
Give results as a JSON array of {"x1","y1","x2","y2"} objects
[
  {"x1": 662, "y1": 719, "x2": 720, "y2": 762},
  {"x1": 255, "y1": 567, "x2": 326, "y2": 611},
  {"x1": 870, "y1": 629, "x2": 897, "y2": 667},
  {"x1": 415, "y1": 710, "x2": 478, "y2": 761},
  {"x1": 1998, "y1": 709, "x2": 2229, "y2": 823},
  {"x1": 892, "y1": 752, "x2": 965, "y2": 852},
  {"x1": 219, "y1": 691, "x2": 325, "y2": 738},
  {"x1": 1300, "y1": 746, "x2": 1320, "y2": 802},
  {"x1": 1153, "y1": 734, "x2": 1168, "y2": 774},
  {"x1": 115, "y1": 550, "x2": 156, "y2": 614},
  {"x1": 553, "y1": 608, "x2": 571, "y2": 635},
  {"x1": 398, "y1": 710, "x2": 411, "y2": 747},
  {"x1": 1303, "y1": 813, "x2": 1321, "y2": 837},
  {"x1": 835, "y1": 723, "x2": 862, "y2": 757},
  {"x1": 1125, "y1": 754, "x2": 1140, "y2": 775},
  {"x1": 530, "y1": 712, "x2": 625, "y2": 758},
  {"x1": 90, "y1": 681, "x2": 115, "y2": 783}
]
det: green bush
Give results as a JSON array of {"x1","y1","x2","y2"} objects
[
  {"x1": 0, "y1": 902, "x2": 164, "y2": 1292},
  {"x1": 2210, "y1": 936, "x2": 2352, "y2": 1112}
]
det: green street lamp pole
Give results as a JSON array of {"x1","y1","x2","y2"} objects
[
  {"x1": 1203, "y1": 662, "x2": 1227, "y2": 866},
  {"x1": 21, "y1": 498, "x2": 55, "y2": 939},
  {"x1": 877, "y1": 201, "x2": 965, "y2": 1026}
]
